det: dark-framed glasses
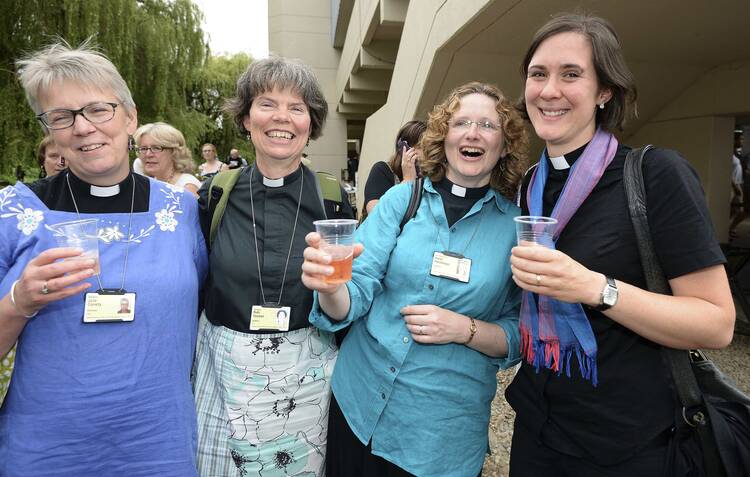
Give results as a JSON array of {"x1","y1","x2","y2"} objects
[
  {"x1": 449, "y1": 118, "x2": 501, "y2": 133},
  {"x1": 136, "y1": 145, "x2": 172, "y2": 154},
  {"x1": 36, "y1": 102, "x2": 119, "y2": 130}
]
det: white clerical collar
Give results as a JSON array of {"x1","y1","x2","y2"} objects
[
  {"x1": 549, "y1": 154, "x2": 571, "y2": 170},
  {"x1": 262, "y1": 176, "x2": 284, "y2": 188},
  {"x1": 451, "y1": 184, "x2": 467, "y2": 197},
  {"x1": 90, "y1": 184, "x2": 121, "y2": 197}
]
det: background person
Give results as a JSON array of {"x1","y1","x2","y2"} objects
[
  {"x1": 225, "y1": 148, "x2": 248, "y2": 169},
  {"x1": 197, "y1": 142, "x2": 226, "y2": 180},
  {"x1": 134, "y1": 122, "x2": 201, "y2": 197},
  {"x1": 37, "y1": 135, "x2": 67, "y2": 178},
  {"x1": 363, "y1": 120, "x2": 426, "y2": 215},
  {"x1": 193, "y1": 55, "x2": 354, "y2": 477},
  {"x1": 302, "y1": 81, "x2": 528, "y2": 477},
  {"x1": 0, "y1": 41, "x2": 207, "y2": 476},
  {"x1": 506, "y1": 13, "x2": 734, "y2": 477}
]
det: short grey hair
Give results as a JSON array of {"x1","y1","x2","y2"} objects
[
  {"x1": 16, "y1": 39, "x2": 136, "y2": 116},
  {"x1": 225, "y1": 55, "x2": 328, "y2": 140},
  {"x1": 133, "y1": 122, "x2": 195, "y2": 174}
]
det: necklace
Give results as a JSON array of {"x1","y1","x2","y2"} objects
[{"x1": 248, "y1": 165, "x2": 304, "y2": 306}]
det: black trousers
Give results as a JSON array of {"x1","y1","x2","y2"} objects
[{"x1": 508, "y1": 419, "x2": 669, "y2": 477}]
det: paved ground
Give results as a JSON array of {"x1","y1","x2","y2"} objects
[{"x1": 481, "y1": 333, "x2": 750, "y2": 477}]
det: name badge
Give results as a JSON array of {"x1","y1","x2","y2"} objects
[
  {"x1": 430, "y1": 251, "x2": 471, "y2": 283},
  {"x1": 250, "y1": 305, "x2": 291, "y2": 331},
  {"x1": 83, "y1": 289, "x2": 136, "y2": 323}
]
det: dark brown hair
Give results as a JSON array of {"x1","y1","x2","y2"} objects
[
  {"x1": 388, "y1": 120, "x2": 427, "y2": 180},
  {"x1": 420, "y1": 82, "x2": 528, "y2": 201},
  {"x1": 518, "y1": 12, "x2": 637, "y2": 131}
]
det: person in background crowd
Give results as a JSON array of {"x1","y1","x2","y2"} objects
[
  {"x1": 506, "y1": 13, "x2": 734, "y2": 477},
  {"x1": 134, "y1": 122, "x2": 201, "y2": 198},
  {"x1": 301, "y1": 81, "x2": 528, "y2": 477},
  {"x1": 0, "y1": 40, "x2": 207, "y2": 476},
  {"x1": 198, "y1": 143, "x2": 226, "y2": 180},
  {"x1": 37, "y1": 135, "x2": 67, "y2": 178},
  {"x1": 225, "y1": 148, "x2": 248, "y2": 169},
  {"x1": 363, "y1": 120, "x2": 426, "y2": 216},
  {"x1": 193, "y1": 55, "x2": 353, "y2": 477},
  {"x1": 729, "y1": 132, "x2": 745, "y2": 239}
]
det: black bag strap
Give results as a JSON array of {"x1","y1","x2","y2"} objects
[
  {"x1": 399, "y1": 177, "x2": 423, "y2": 231},
  {"x1": 623, "y1": 146, "x2": 725, "y2": 475}
]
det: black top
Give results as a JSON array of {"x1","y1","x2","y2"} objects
[
  {"x1": 364, "y1": 161, "x2": 397, "y2": 205},
  {"x1": 27, "y1": 171, "x2": 150, "y2": 213},
  {"x1": 506, "y1": 143, "x2": 725, "y2": 465},
  {"x1": 198, "y1": 165, "x2": 354, "y2": 333},
  {"x1": 433, "y1": 178, "x2": 490, "y2": 227}
]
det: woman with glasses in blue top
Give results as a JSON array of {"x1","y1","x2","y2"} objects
[
  {"x1": 302, "y1": 81, "x2": 527, "y2": 477},
  {"x1": 0, "y1": 41, "x2": 207, "y2": 476}
]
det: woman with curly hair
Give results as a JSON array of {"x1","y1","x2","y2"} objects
[{"x1": 300, "y1": 81, "x2": 528, "y2": 477}]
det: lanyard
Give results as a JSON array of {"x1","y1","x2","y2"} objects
[
  {"x1": 426, "y1": 189, "x2": 486, "y2": 257},
  {"x1": 65, "y1": 171, "x2": 135, "y2": 291},
  {"x1": 248, "y1": 166, "x2": 304, "y2": 306}
]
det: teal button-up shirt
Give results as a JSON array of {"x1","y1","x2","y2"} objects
[{"x1": 310, "y1": 178, "x2": 521, "y2": 477}]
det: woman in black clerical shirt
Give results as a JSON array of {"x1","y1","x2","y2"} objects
[
  {"x1": 505, "y1": 13, "x2": 735, "y2": 477},
  {"x1": 193, "y1": 56, "x2": 353, "y2": 477},
  {"x1": 363, "y1": 120, "x2": 426, "y2": 216},
  {"x1": 0, "y1": 41, "x2": 207, "y2": 476}
]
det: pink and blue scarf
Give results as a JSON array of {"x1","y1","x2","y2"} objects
[{"x1": 520, "y1": 128, "x2": 618, "y2": 386}]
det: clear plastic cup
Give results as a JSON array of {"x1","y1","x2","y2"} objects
[
  {"x1": 513, "y1": 216, "x2": 558, "y2": 248},
  {"x1": 49, "y1": 218, "x2": 101, "y2": 274},
  {"x1": 313, "y1": 219, "x2": 358, "y2": 284}
]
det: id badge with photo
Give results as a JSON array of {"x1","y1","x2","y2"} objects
[
  {"x1": 250, "y1": 305, "x2": 291, "y2": 331},
  {"x1": 83, "y1": 289, "x2": 136, "y2": 323},
  {"x1": 430, "y1": 251, "x2": 471, "y2": 283}
]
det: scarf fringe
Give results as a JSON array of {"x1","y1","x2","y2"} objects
[{"x1": 521, "y1": 326, "x2": 598, "y2": 386}]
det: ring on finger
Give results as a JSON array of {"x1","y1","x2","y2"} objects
[
  {"x1": 535, "y1": 275, "x2": 542, "y2": 286},
  {"x1": 41, "y1": 281, "x2": 50, "y2": 295},
  {"x1": 420, "y1": 325, "x2": 425, "y2": 335}
]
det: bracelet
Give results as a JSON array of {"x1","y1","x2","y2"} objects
[
  {"x1": 9, "y1": 280, "x2": 38, "y2": 319},
  {"x1": 465, "y1": 317, "x2": 477, "y2": 345}
]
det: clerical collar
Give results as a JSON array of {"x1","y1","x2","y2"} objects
[
  {"x1": 254, "y1": 164, "x2": 303, "y2": 188},
  {"x1": 548, "y1": 143, "x2": 588, "y2": 170},
  {"x1": 67, "y1": 171, "x2": 130, "y2": 197},
  {"x1": 434, "y1": 177, "x2": 489, "y2": 200}
]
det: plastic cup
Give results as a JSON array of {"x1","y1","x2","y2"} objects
[
  {"x1": 314, "y1": 219, "x2": 358, "y2": 284},
  {"x1": 514, "y1": 216, "x2": 558, "y2": 248},
  {"x1": 50, "y1": 218, "x2": 101, "y2": 274}
]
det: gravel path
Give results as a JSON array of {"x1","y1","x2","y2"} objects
[{"x1": 481, "y1": 333, "x2": 750, "y2": 477}]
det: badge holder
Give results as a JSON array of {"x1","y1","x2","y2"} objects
[
  {"x1": 430, "y1": 251, "x2": 472, "y2": 283},
  {"x1": 83, "y1": 289, "x2": 136, "y2": 323},
  {"x1": 250, "y1": 304, "x2": 291, "y2": 332}
]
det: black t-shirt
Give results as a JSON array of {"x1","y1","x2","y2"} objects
[
  {"x1": 198, "y1": 165, "x2": 354, "y2": 333},
  {"x1": 364, "y1": 161, "x2": 397, "y2": 205},
  {"x1": 27, "y1": 171, "x2": 150, "y2": 213},
  {"x1": 506, "y1": 143, "x2": 725, "y2": 464}
]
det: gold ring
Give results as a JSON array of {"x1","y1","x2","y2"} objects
[
  {"x1": 535, "y1": 275, "x2": 542, "y2": 286},
  {"x1": 41, "y1": 281, "x2": 50, "y2": 295}
]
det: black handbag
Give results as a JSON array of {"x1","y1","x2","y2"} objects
[{"x1": 623, "y1": 145, "x2": 750, "y2": 477}]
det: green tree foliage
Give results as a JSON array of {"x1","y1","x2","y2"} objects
[{"x1": 0, "y1": 0, "x2": 252, "y2": 184}]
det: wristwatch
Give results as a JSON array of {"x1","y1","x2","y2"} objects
[{"x1": 593, "y1": 276, "x2": 618, "y2": 311}]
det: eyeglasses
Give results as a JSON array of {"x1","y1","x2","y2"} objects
[
  {"x1": 449, "y1": 118, "x2": 501, "y2": 133},
  {"x1": 137, "y1": 146, "x2": 172, "y2": 154},
  {"x1": 36, "y1": 102, "x2": 120, "y2": 130}
]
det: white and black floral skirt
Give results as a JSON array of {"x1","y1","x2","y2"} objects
[{"x1": 193, "y1": 314, "x2": 338, "y2": 477}]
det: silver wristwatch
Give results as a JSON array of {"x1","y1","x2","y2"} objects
[{"x1": 593, "y1": 276, "x2": 618, "y2": 311}]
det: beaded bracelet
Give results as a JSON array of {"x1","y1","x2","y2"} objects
[{"x1": 9, "y1": 280, "x2": 38, "y2": 319}]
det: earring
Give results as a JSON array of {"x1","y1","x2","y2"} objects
[
  {"x1": 127, "y1": 135, "x2": 136, "y2": 151},
  {"x1": 598, "y1": 103, "x2": 605, "y2": 110},
  {"x1": 306, "y1": 138, "x2": 310, "y2": 147},
  {"x1": 247, "y1": 132, "x2": 252, "y2": 141}
]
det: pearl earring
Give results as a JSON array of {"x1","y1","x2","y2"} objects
[{"x1": 598, "y1": 103, "x2": 605, "y2": 110}]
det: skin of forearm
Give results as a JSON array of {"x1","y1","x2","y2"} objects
[
  {"x1": 318, "y1": 284, "x2": 352, "y2": 321},
  {"x1": 461, "y1": 317, "x2": 508, "y2": 358},
  {"x1": 0, "y1": 296, "x2": 28, "y2": 358}
]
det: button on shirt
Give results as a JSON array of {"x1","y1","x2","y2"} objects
[{"x1": 309, "y1": 178, "x2": 521, "y2": 477}]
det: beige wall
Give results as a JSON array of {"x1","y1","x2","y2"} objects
[{"x1": 269, "y1": 0, "x2": 348, "y2": 178}]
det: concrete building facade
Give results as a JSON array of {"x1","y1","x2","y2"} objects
[{"x1": 269, "y1": 0, "x2": 750, "y2": 240}]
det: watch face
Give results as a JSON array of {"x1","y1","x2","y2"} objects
[{"x1": 603, "y1": 286, "x2": 618, "y2": 306}]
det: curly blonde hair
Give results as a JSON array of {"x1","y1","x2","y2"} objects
[
  {"x1": 133, "y1": 122, "x2": 195, "y2": 174},
  {"x1": 419, "y1": 82, "x2": 528, "y2": 200}
]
